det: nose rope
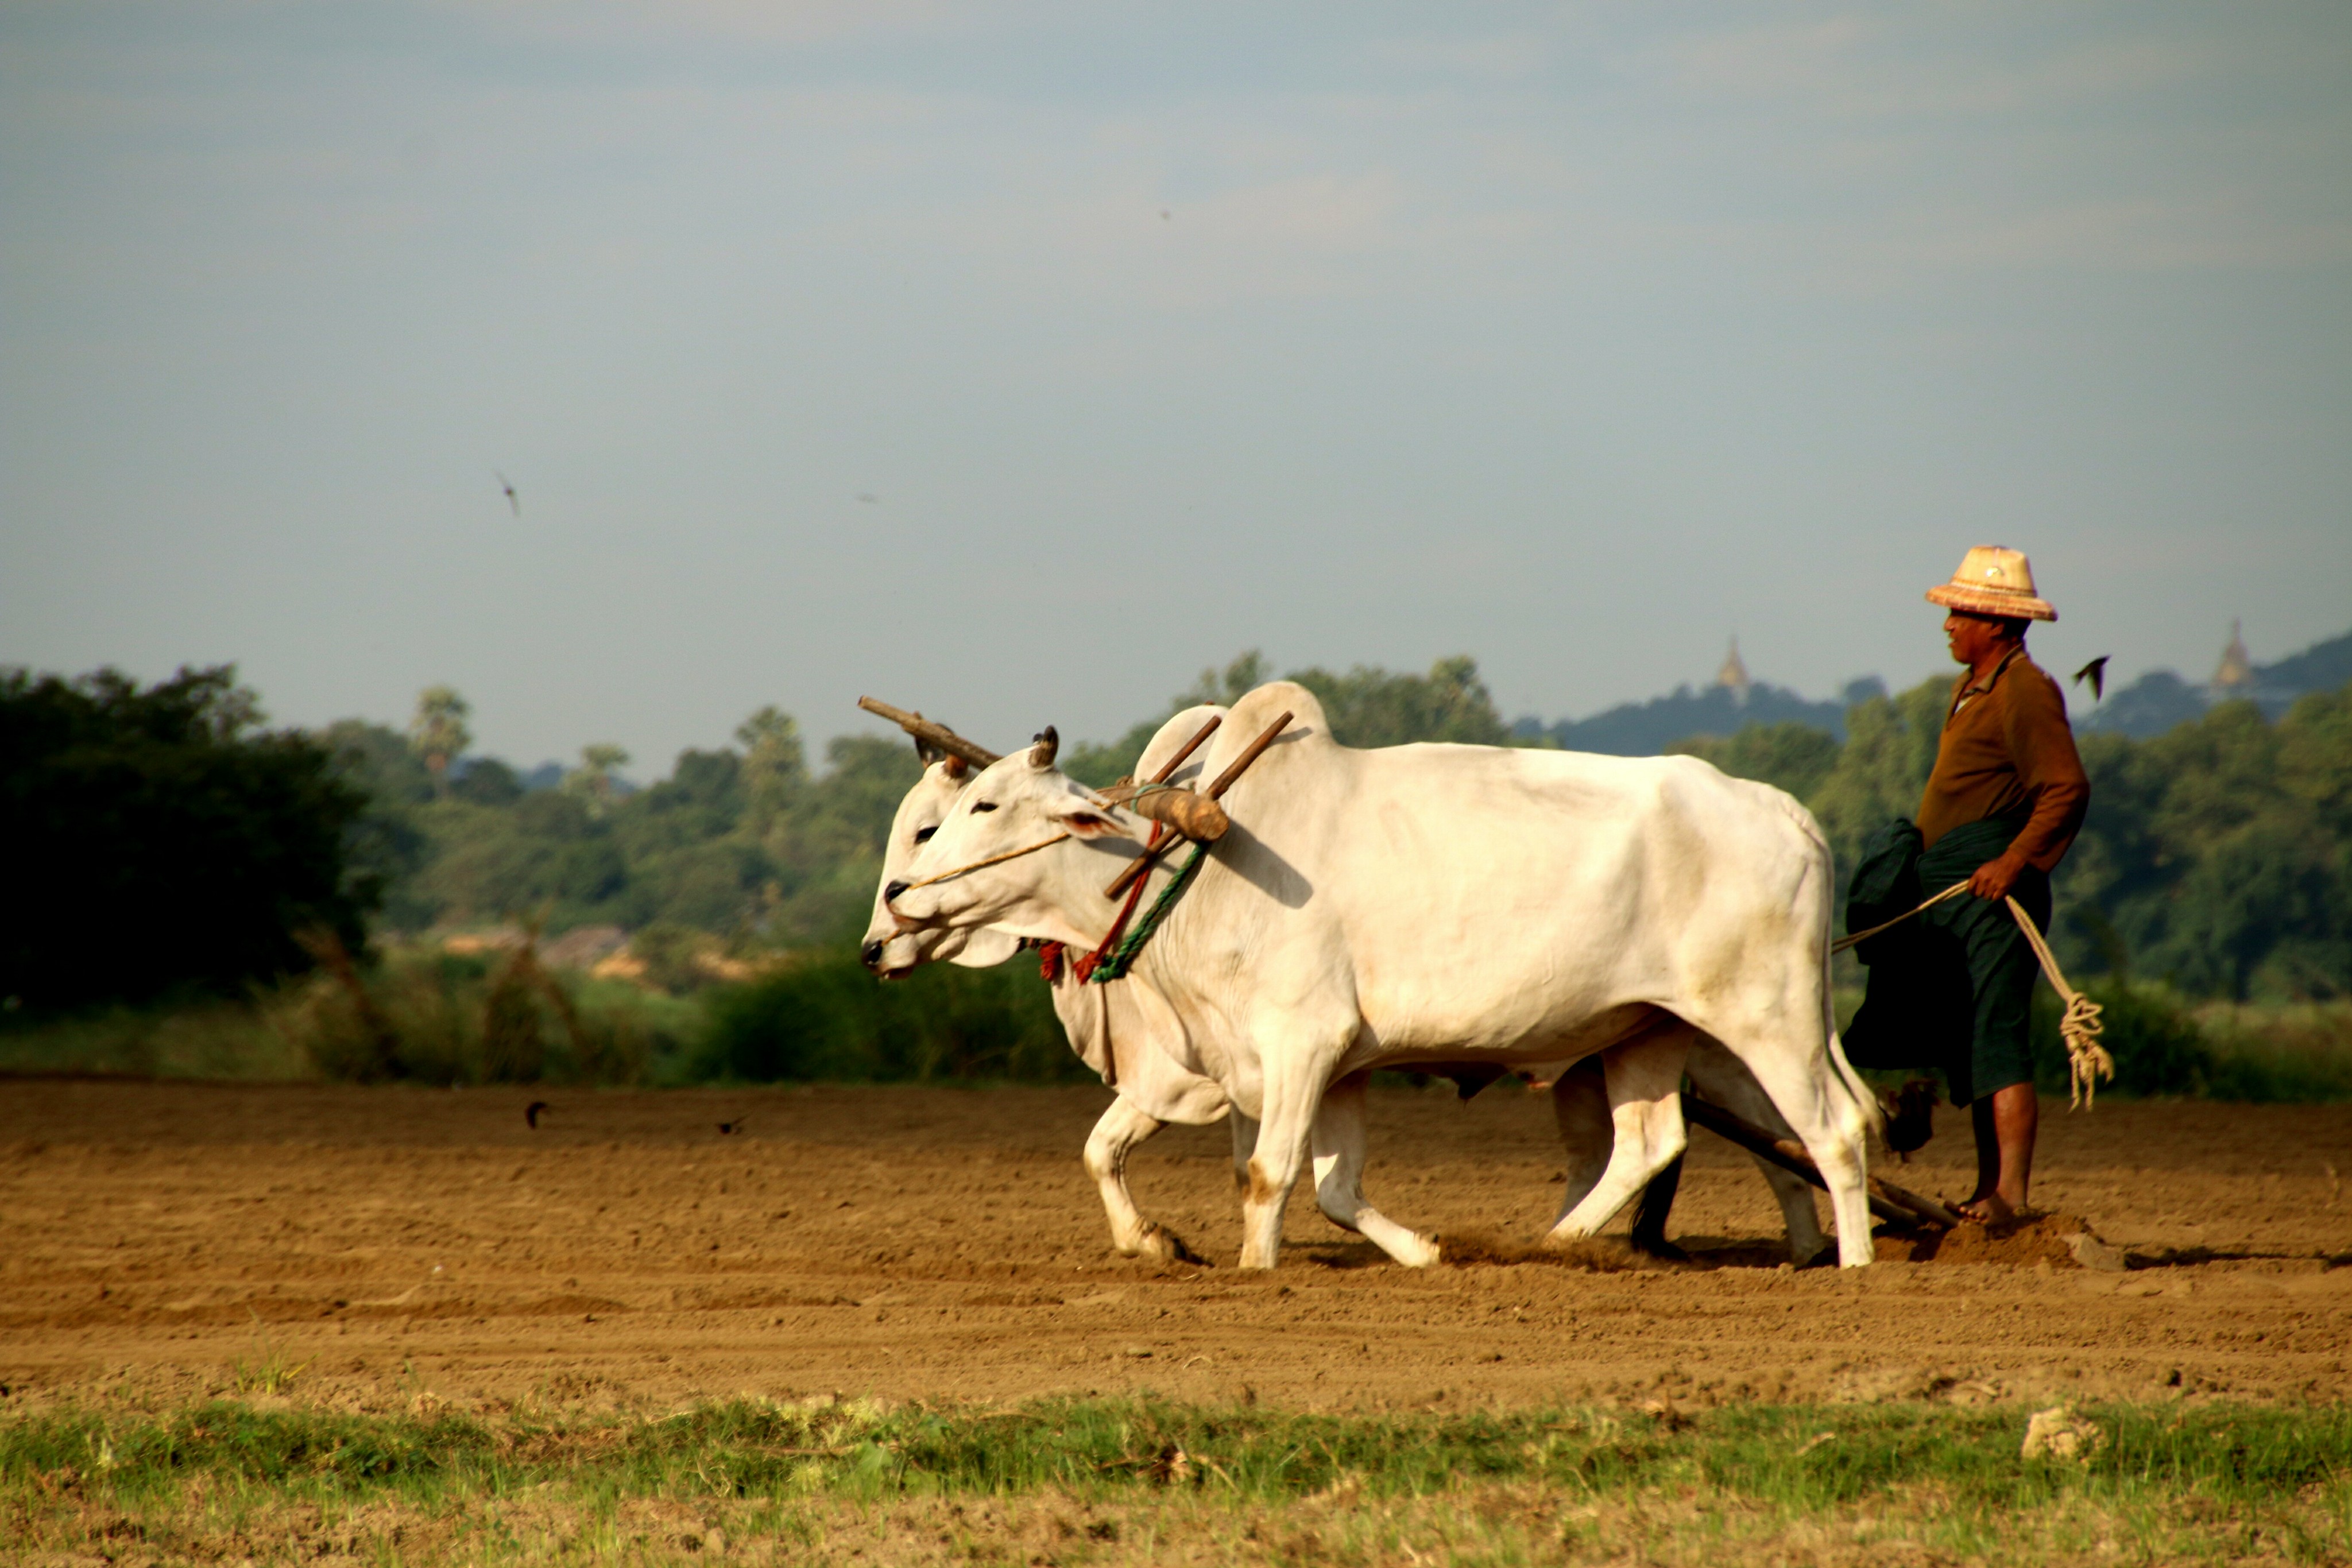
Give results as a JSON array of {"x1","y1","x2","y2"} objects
[{"x1": 896, "y1": 830, "x2": 1074, "y2": 892}]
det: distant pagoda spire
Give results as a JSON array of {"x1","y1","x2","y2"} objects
[
  {"x1": 1716, "y1": 636, "x2": 1752, "y2": 703},
  {"x1": 2212, "y1": 618, "x2": 2255, "y2": 690}
]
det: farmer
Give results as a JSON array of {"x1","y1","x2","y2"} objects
[{"x1": 1845, "y1": 547, "x2": 2090, "y2": 1222}]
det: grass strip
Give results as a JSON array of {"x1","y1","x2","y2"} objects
[{"x1": 6, "y1": 1395, "x2": 2349, "y2": 1564}]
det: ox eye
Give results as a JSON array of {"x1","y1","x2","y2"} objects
[
  {"x1": 913, "y1": 826, "x2": 937, "y2": 845},
  {"x1": 971, "y1": 801, "x2": 999, "y2": 814}
]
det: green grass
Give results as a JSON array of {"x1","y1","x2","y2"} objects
[{"x1": 6, "y1": 1395, "x2": 2349, "y2": 1564}]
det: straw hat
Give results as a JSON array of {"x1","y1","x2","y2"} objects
[{"x1": 1925, "y1": 545, "x2": 2057, "y2": 622}]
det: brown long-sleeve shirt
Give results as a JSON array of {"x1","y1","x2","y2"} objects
[{"x1": 1916, "y1": 648, "x2": 2090, "y2": 872}]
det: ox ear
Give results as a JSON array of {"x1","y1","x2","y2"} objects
[
  {"x1": 914, "y1": 735, "x2": 946, "y2": 765},
  {"x1": 941, "y1": 754, "x2": 969, "y2": 780},
  {"x1": 1054, "y1": 804, "x2": 1122, "y2": 838},
  {"x1": 1050, "y1": 780, "x2": 1128, "y2": 839},
  {"x1": 1028, "y1": 726, "x2": 1059, "y2": 770}
]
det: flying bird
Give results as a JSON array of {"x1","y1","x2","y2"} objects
[
  {"x1": 524, "y1": 1100, "x2": 550, "y2": 1129},
  {"x1": 1160, "y1": 208, "x2": 1171, "y2": 220},
  {"x1": 496, "y1": 471, "x2": 520, "y2": 517},
  {"x1": 717, "y1": 1115, "x2": 749, "y2": 1136},
  {"x1": 856, "y1": 493, "x2": 879, "y2": 504},
  {"x1": 2072, "y1": 657, "x2": 2110, "y2": 702}
]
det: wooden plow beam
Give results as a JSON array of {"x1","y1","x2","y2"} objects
[{"x1": 1679, "y1": 1093, "x2": 1960, "y2": 1231}]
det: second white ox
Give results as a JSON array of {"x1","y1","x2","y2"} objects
[
  {"x1": 887, "y1": 681, "x2": 1883, "y2": 1268},
  {"x1": 862, "y1": 707, "x2": 1252, "y2": 1266}
]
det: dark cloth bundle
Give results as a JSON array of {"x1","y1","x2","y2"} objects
[{"x1": 1842, "y1": 814, "x2": 2049, "y2": 1106}]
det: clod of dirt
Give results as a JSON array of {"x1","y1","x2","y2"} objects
[
  {"x1": 2021, "y1": 1404, "x2": 2107, "y2": 1461},
  {"x1": 2065, "y1": 1230, "x2": 2129, "y2": 1271},
  {"x1": 1883, "y1": 1213, "x2": 2114, "y2": 1268}
]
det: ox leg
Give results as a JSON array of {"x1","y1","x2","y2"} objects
[
  {"x1": 1542, "y1": 1025, "x2": 1691, "y2": 1246},
  {"x1": 1685, "y1": 1037, "x2": 1829, "y2": 1267},
  {"x1": 1310, "y1": 1072, "x2": 1441, "y2": 1267},
  {"x1": 1228, "y1": 1110, "x2": 1260, "y2": 1195},
  {"x1": 1084, "y1": 1095, "x2": 1206, "y2": 1266},
  {"x1": 1559, "y1": 1058, "x2": 1689, "y2": 1256},
  {"x1": 1238, "y1": 1050, "x2": 1335, "y2": 1271},
  {"x1": 1728, "y1": 1034, "x2": 1877, "y2": 1269},
  {"x1": 1548, "y1": 1060, "x2": 1615, "y2": 1226}
]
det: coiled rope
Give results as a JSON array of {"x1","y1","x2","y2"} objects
[{"x1": 1832, "y1": 881, "x2": 2113, "y2": 1109}]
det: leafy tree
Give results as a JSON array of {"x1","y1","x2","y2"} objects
[
  {"x1": 1064, "y1": 649, "x2": 1516, "y2": 783},
  {"x1": 1289, "y1": 655, "x2": 1512, "y2": 748},
  {"x1": 320, "y1": 719, "x2": 438, "y2": 930},
  {"x1": 323, "y1": 718, "x2": 435, "y2": 806},
  {"x1": 408, "y1": 686, "x2": 472, "y2": 797},
  {"x1": 449, "y1": 757, "x2": 523, "y2": 806},
  {"x1": 566, "y1": 742, "x2": 632, "y2": 815},
  {"x1": 2059, "y1": 688, "x2": 2352, "y2": 999},
  {"x1": 736, "y1": 706, "x2": 808, "y2": 831},
  {"x1": 1806, "y1": 676, "x2": 1950, "y2": 878},
  {"x1": 1667, "y1": 721, "x2": 1843, "y2": 802},
  {"x1": 0, "y1": 665, "x2": 375, "y2": 1011}
]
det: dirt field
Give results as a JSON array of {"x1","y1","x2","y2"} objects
[{"x1": 5, "y1": 1081, "x2": 2351, "y2": 1418}]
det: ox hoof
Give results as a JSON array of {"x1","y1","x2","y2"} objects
[
  {"x1": 1134, "y1": 1226, "x2": 1209, "y2": 1268},
  {"x1": 1395, "y1": 1234, "x2": 1443, "y2": 1268},
  {"x1": 1628, "y1": 1233, "x2": 1690, "y2": 1264}
]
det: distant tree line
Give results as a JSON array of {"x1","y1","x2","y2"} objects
[{"x1": 7, "y1": 649, "x2": 2347, "y2": 1015}]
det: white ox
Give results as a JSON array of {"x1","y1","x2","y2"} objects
[
  {"x1": 860, "y1": 714, "x2": 1833, "y2": 1267},
  {"x1": 887, "y1": 681, "x2": 1881, "y2": 1269},
  {"x1": 861, "y1": 707, "x2": 1253, "y2": 1265}
]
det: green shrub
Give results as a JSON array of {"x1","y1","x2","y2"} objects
[
  {"x1": 2032, "y1": 981, "x2": 2352, "y2": 1102},
  {"x1": 2032, "y1": 980, "x2": 2215, "y2": 1098},
  {"x1": 690, "y1": 948, "x2": 1086, "y2": 1083},
  {"x1": 293, "y1": 943, "x2": 674, "y2": 1087}
]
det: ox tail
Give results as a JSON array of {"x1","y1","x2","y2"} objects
[
  {"x1": 1773, "y1": 787, "x2": 1888, "y2": 1152},
  {"x1": 1824, "y1": 1013, "x2": 1887, "y2": 1151}
]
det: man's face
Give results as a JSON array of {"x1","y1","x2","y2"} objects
[{"x1": 1944, "y1": 611, "x2": 2008, "y2": 668}]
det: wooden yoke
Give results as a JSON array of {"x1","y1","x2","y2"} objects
[
  {"x1": 1098, "y1": 783, "x2": 1229, "y2": 841},
  {"x1": 1103, "y1": 711, "x2": 1293, "y2": 901},
  {"x1": 1095, "y1": 713, "x2": 1227, "y2": 839}
]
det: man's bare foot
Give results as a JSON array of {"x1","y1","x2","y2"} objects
[{"x1": 1956, "y1": 1193, "x2": 2017, "y2": 1224}]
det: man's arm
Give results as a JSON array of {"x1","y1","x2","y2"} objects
[{"x1": 1969, "y1": 666, "x2": 2089, "y2": 900}]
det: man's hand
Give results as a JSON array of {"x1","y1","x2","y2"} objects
[{"x1": 1968, "y1": 849, "x2": 2028, "y2": 901}]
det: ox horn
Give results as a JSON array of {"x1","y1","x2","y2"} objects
[
  {"x1": 856, "y1": 696, "x2": 1000, "y2": 769},
  {"x1": 1030, "y1": 725, "x2": 1059, "y2": 768}
]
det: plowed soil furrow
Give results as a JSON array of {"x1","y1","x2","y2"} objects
[{"x1": 2, "y1": 1082, "x2": 2349, "y2": 1414}]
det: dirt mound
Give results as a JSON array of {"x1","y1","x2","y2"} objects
[{"x1": 1880, "y1": 1213, "x2": 2099, "y2": 1267}]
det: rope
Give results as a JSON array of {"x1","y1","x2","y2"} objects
[
  {"x1": 1070, "y1": 827, "x2": 1162, "y2": 983},
  {"x1": 1036, "y1": 820, "x2": 1207, "y2": 988},
  {"x1": 1829, "y1": 880, "x2": 1974, "y2": 954},
  {"x1": 2006, "y1": 893, "x2": 2114, "y2": 1110},
  {"x1": 896, "y1": 830, "x2": 1071, "y2": 891},
  {"x1": 1088, "y1": 842, "x2": 1209, "y2": 984},
  {"x1": 1830, "y1": 878, "x2": 2114, "y2": 1110},
  {"x1": 1036, "y1": 824, "x2": 1165, "y2": 986}
]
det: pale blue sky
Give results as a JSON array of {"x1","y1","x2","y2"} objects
[{"x1": 5, "y1": 2, "x2": 2348, "y2": 769}]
